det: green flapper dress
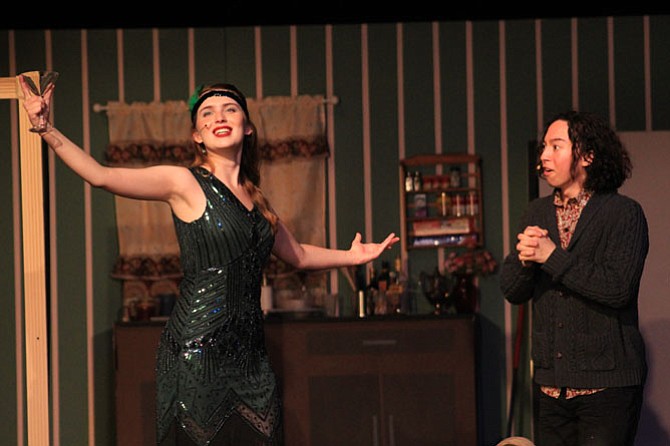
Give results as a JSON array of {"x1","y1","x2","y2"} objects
[{"x1": 156, "y1": 167, "x2": 281, "y2": 445}]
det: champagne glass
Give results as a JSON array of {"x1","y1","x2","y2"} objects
[{"x1": 22, "y1": 71, "x2": 59, "y2": 133}]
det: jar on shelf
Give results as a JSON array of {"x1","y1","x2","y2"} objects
[
  {"x1": 423, "y1": 176, "x2": 433, "y2": 191},
  {"x1": 449, "y1": 167, "x2": 461, "y2": 188},
  {"x1": 440, "y1": 175, "x2": 450, "y2": 189}
]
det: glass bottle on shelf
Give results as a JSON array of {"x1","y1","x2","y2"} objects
[
  {"x1": 467, "y1": 191, "x2": 479, "y2": 216},
  {"x1": 412, "y1": 171, "x2": 422, "y2": 191},
  {"x1": 452, "y1": 193, "x2": 464, "y2": 217},
  {"x1": 404, "y1": 170, "x2": 414, "y2": 192},
  {"x1": 439, "y1": 192, "x2": 450, "y2": 217}
]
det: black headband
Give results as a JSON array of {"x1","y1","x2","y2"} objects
[{"x1": 189, "y1": 89, "x2": 250, "y2": 122}]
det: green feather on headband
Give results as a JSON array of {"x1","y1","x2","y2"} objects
[{"x1": 187, "y1": 84, "x2": 204, "y2": 113}]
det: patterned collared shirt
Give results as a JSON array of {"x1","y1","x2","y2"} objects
[
  {"x1": 540, "y1": 189, "x2": 605, "y2": 399},
  {"x1": 554, "y1": 189, "x2": 591, "y2": 249}
]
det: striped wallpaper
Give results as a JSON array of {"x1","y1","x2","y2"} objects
[{"x1": 1, "y1": 15, "x2": 669, "y2": 445}]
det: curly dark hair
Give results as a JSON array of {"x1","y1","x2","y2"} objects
[{"x1": 540, "y1": 110, "x2": 632, "y2": 193}]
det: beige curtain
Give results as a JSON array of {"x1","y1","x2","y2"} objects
[
  {"x1": 104, "y1": 101, "x2": 193, "y2": 306},
  {"x1": 102, "y1": 96, "x2": 329, "y2": 307},
  {"x1": 249, "y1": 95, "x2": 329, "y2": 304}
]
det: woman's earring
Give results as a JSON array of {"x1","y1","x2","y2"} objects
[{"x1": 200, "y1": 145, "x2": 207, "y2": 156}]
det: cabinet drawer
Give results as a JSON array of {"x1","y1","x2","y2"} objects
[{"x1": 306, "y1": 326, "x2": 459, "y2": 356}]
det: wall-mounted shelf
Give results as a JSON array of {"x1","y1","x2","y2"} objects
[{"x1": 400, "y1": 153, "x2": 484, "y2": 251}]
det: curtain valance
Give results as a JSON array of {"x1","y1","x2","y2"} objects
[{"x1": 104, "y1": 95, "x2": 329, "y2": 166}]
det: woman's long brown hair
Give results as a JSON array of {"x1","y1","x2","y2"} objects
[{"x1": 190, "y1": 84, "x2": 279, "y2": 233}]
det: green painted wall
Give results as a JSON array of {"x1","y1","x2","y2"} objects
[{"x1": 1, "y1": 15, "x2": 668, "y2": 445}]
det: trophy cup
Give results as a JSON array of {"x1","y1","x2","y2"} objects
[{"x1": 419, "y1": 267, "x2": 452, "y2": 315}]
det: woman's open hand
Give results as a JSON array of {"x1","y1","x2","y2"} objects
[{"x1": 348, "y1": 232, "x2": 400, "y2": 265}]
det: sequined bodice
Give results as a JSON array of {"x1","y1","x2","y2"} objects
[{"x1": 155, "y1": 167, "x2": 280, "y2": 445}]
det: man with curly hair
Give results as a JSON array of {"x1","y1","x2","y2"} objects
[{"x1": 500, "y1": 111, "x2": 649, "y2": 445}]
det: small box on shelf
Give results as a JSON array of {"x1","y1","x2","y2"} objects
[
  {"x1": 411, "y1": 217, "x2": 475, "y2": 237},
  {"x1": 413, "y1": 193, "x2": 428, "y2": 217}
]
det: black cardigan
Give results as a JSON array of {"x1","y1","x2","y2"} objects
[{"x1": 500, "y1": 192, "x2": 649, "y2": 389}]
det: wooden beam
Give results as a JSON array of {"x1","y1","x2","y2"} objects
[
  {"x1": 0, "y1": 77, "x2": 19, "y2": 98},
  {"x1": 1, "y1": 71, "x2": 50, "y2": 446}
]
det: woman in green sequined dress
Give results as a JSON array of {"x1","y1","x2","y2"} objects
[{"x1": 20, "y1": 78, "x2": 399, "y2": 445}]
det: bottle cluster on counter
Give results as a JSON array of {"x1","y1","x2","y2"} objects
[{"x1": 355, "y1": 257, "x2": 415, "y2": 317}]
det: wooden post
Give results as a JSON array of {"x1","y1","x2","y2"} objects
[{"x1": 0, "y1": 71, "x2": 50, "y2": 445}]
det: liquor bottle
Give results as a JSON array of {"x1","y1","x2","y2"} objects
[
  {"x1": 439, "y1": 192, "x2": 450, "y2": 217},
  {"x1": 412, "y1": 171, "x2": 423, "y2": 191},
  {"x1": 404, "y1": 170, "x2": 414, "y2": 192},
  {"x1": 453, "y1": 193, "x2": 464, "y2": 217}
]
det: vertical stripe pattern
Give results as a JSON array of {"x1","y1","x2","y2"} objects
[{"x1": 1, "y1": 15, "x2": 668, "y2": 445}]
